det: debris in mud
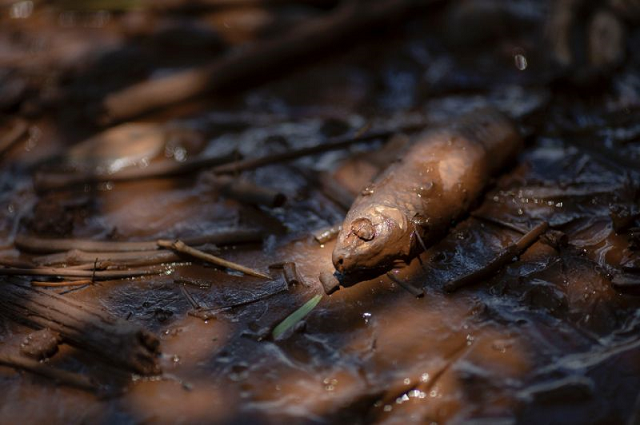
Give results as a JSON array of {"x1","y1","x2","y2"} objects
[
  {"x1": 20, "y1": 328, "x2": 62, "y2": 360},
  {"x1": 272, "y1": 294, "x2": 322, "y2": 339},
  {"x1": 1, "y1": 0, "x2": 640, "y2": 423}
]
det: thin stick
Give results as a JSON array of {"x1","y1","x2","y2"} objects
[
  {"x1": 34, "y1": 150, "x2": 238, "y2": 192},
  {"x1": 444, "y1": 221, "x2": 549, "y2": 292},
  {"x1": 157, "y1": 239, "x2": 271, "y2": 279},
  {"x1": 33, "y1": 249, "x2": 184, "y2": 267},
  {"x1": 0, "y1": 353, "x2": 97, "y2": 392},
  {"x1": 386, "y1": 272, "x2": 424, "y2": 297},
  {"x1": 209, "y1": 127, "x2": 417, "y2": 176},
  {"x1": 31, "y1": 279, "x2": 93, "y2": 288},
  {"x1": 101, "y1": 0, "x2": 431, "y2": 122},
  {"x1": 15, "y1": 228, "x2": 265, "y2": 254},
  {"x1": 0, "y1": 267, "x2": 162, "y2": 279}
]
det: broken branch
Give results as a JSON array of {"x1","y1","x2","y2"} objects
[
  {"x1": 444, "y1": 221, "x2": 549, "y2": 292},
  {"x1": 102, "y1": 0, "x2": 430, "y2": 122},
  {"x1": 157, "y1": 239, "x2": 271, "y2": 279}
]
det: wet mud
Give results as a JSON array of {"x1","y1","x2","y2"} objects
[{"x1": 0, "y1": 1, "x2": 640, "y2": 424}]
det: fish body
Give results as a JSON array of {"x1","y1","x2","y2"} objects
[{"x1": 332, "y1": 108, "x2": 523, "y2": 276}]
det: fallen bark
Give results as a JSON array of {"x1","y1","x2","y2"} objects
[
  {"x1": 0, "y1": 281, "x2": 161, "y2": 375},
  {"x1": 15, "y1": 228, "x2": 265, "y2": 254},
  {"x1": 444, "y1": 221, "x2": 549, "y2": 292},
  {"x1": 102, "y1": 0, "x2": 433, "y2": 122}
]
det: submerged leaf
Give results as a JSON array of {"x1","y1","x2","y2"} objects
[{"x1": 272, "y1": 294, "x2": 322, "y2": 339}]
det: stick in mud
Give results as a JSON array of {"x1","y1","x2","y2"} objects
[
  {"x1": 0, "y1": 353, "x2": 98, "y2": 392},
  {"x1": 208, "y1": 127, "x2": 418, "y2": 176},
  {"x1": 157, "y1": 239, "x2": 271, "y2": 279},
  {"x1": 386, "y1": 272, "x2": 424, "y2": 298},
  {"x1": 0, "y1": 266, "x2": 164, "y2": 280},
  {"x1": 0, "y1": 281, "x2": 161, "y2": 375},
  {"x1": 33, "y1": 249, "x2": 185, "y2": 267},
  {"x1": 444, "y1": 221, "x2": 549, "y2": 292},
  {"x1": 31, "y1": 279, "x2": 93, "y2": 288},
  {"x1": 101, "y1": 0, "x2": 434, "y2": 122},
  {"x1": 15, "y1": 228, "x2": 265, "y2": 254}
]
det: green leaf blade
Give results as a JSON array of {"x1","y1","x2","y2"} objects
[{"x1": 272, "y1": 294, "x2": 322, "y2": 339}]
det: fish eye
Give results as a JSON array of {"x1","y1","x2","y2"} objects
[{"x1": 351, "y1": 218, "x2": 375, "y2": 241}]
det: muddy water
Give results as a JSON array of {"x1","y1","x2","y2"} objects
[{"x1": 1, "y1": 1, "x2": 640, "y2": 424}]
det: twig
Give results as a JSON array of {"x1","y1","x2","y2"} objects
[
  {"x1": 157, "y1": 239, "x2": 271, "y2": 279},
  {"x1": 470, "y1": 212, "x2": 528, "y2": 234},
  {"x1": 0, "y1": 266, "x2": 163, "y2": 280},
  {"x1": 444, "y1": 221, "x2": 549, "y2": 292},
  {"x1": 0, "y1": 353, "x2": 97, "y2": 392},
  {"x1": 386, "y1": 272, "x2": 424, "y2": 297},
  {"x1": 370, "y1": 341, "x2": 469, "y2": 420},
  {"x1": 0, "y1": 281, "x2": 161, "y2": 375},
  {"x1": 101, "y1": 0, "x2": 431, "y2": 122},
  {"x1": 270, "y1": 261, "x2": 308, "y2": 286},
  {"x1": 15, "y1": 228, "x2": 265, "y2": 254},
  {"x1": 33, "y1": 150, "x2": 239, "y2": 192},
  {"x1": 209, "y1": 127, "x2": 418, "y2": 176},
  {"x1": 33, "y1": 249, "x2": 184, "y2": 267},
  {"x1": 31, "y1": 279, "x2": 93, "y2": 288}
]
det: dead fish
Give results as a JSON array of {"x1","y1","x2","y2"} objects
[{"x1": 332, "y1": 107, "x2": 522, "y2": 277}]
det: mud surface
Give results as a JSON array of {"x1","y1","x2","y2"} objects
[{"x1": 0, "y1": 1, "x2": 640, "y2": 424}]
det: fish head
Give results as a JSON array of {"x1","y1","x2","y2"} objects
[{"x1": 332, "y1": 204, "x2": 414, "y2": 274}]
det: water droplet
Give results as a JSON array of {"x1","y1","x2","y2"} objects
[
  {"x1": 403, "y1": 378, "x2": 411, "y2": 385},
  {"x1": 514, "y1": 54, "x2": 528, "y2": 71}
]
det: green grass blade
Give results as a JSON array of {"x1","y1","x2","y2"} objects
[{"x1": 272, "y1": 294, "x2": 322, "y2": 339}]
